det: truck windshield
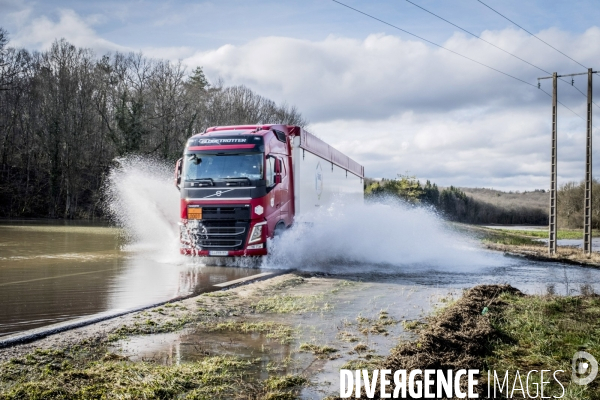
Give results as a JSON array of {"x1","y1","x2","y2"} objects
[{"x1": 183, "y1": 153, "x2": 263, "y2": 181}]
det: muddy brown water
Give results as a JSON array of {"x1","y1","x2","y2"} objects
[{"x1": 0, "y1": 221, "x2": 263, "y2": 337}]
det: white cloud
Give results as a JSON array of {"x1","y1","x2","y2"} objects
[
  {"x1": 10, "y1": 9, "x2": 127, "y2": 53},
  {"x1": 185, "y1": 29, "x2": 600, "y2": 190},
  {"x1": 4, "y1": 2, "x2": 599, "y2": 190},
  {"x1": 142, "y1": 46, "x2": 194, "y2": 61}
]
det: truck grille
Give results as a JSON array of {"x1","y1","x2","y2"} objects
[
  {"x1": 188, "y1": 206, "x2": 250, "y2": 250},
  {"x1": 200, "y1": 239, "x2": 244, "y2": 248}
]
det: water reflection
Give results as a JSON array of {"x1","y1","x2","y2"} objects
[
  {"x1": 0, "y1": 221, "x2": 261, "y2": 337},
  {"x1": 115, "y1": 329, "x2": 295, "y2": 381}
]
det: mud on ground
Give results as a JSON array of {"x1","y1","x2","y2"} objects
[{"x1": 379, "y1": 284, "x2": 522, "y2": 398}]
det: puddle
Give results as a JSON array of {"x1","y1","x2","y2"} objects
[
  {"x1": 112, "y1": 329, "x2": 299, "y2": 380},
  {"x1": 108, "y1": 276, "x2": 457, "y2": 398}
]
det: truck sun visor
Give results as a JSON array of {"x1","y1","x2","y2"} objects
[{"x1": 186, "y1": 135, "x2": 264, "y2": 150}]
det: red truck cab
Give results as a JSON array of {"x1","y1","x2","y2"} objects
[{"x1": 176, "y1": 125, "x2": 295, "y2": 257}]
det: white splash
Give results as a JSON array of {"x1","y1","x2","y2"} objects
[
  {"x1": 104, "y1": 156, "x2": 182, "y2": 262},
  {"x1": 104, "y1": 158, "x2": 500, "y2": 272},
  {"x1": 264, "y1": 199, "x2": 503, "y2": 273}
]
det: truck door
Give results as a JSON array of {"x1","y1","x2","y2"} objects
[
  {"x1": 277, "y1": 156, "x2": 290, "y2": 226},
  {"x1": 265, "y1": 155, "x2": 281, "y2": 236}
]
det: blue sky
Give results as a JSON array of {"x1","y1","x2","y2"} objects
[{"x1": 2, "y1": 0, "x2": 600, "y2": 190}]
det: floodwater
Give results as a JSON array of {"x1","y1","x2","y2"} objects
[
  {"x1": 535, "y1": 237, "x2": 600, "y2": 251},
  {"x1": 2, "y1": 217, "x2": 600, "y2": 340},
  {"x1": 4, "y1": 216, "x2": 600, "y2": 398},
  {"x1": 0, "y1": 221, "x2": 263, "y2": 337}
]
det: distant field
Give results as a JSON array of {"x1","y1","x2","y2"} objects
[{"x1": 460, "y1": 187, "x2": 548, "y2": 211}]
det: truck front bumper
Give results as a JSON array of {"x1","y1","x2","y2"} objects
[{"x1": 179, "y1": 247, "x2": 268, "y2": 257}]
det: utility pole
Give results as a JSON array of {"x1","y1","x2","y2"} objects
[
  {"x1": 549, "y1": 72, "x2": 558, "y2": 254},
  {"x1": 584, "y1": 68, "x2": 593, "y2": 254},
  {"x1": 539, "y1": 69, "x2": 597, "y2": 256}
]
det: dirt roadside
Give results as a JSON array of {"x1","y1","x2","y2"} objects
[
  {"x1": 0, "y1": 272, "x2": 452, "y2": 399},
  {"x1": 2, "y1": 273, "x2": 599, "y2": 399}
]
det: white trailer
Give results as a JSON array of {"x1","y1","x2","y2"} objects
[{"x1": 291, "y1": 129, "x2": 364, "y2": 216}]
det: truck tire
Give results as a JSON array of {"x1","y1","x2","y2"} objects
[{"x1": 274, "y1": 222, "x2": 286, "y2": 237}]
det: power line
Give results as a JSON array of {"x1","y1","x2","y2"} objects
[
  {"x1": 403, "y1": 0, "x2": 600, "y2": 110},
  {"x1": 404, "y1": 0, "x2": 546, "y2": 74},
  {"x1": 331, "y1": 0, "x2": 536, "y2": 88},
  {"x1": 475, "y1": 0, "x2": 588, "y2": 70},
  {"x1": 330, "y1": 0, "x2": 589, "y2": 122}
]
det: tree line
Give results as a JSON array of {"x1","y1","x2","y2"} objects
[
  {"x1": 0, "y1": 28, "x2": 306, "y2": 219},
  {"x1": 365, "y1": 176, "x2": 548, "y2": 225},
  {"x1": 557, "y1": 180, "x2": 600, "y2": 229}
]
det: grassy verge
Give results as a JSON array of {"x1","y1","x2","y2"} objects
[
  {"x1": 486, "y1": 292, "x2": 600, "y2": 399},
  {"x1": 496, "y1": 228, "x2": 600, "y2": 240},
  {"x1": 481, "y1": 228, "x2": 543, "y2": 246},
  {"x1": 0, "y1": 346, "x2": 306, "y2": 399},
  {"x1": 458, "y1": 224, "x2": 600, "y2": 266}
]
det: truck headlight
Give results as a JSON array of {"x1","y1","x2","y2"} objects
[{"x1": 248, "y1": 224, "x2": 263, "y2": 244}]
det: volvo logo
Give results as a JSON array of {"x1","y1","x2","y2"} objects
[{"x1": 204, "y1": 189, "x2": 234, "y2": 198}]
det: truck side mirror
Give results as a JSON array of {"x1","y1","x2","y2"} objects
[
  {"x1": 175, "y1": 158, "x2": 182, "y2": 190},
  {"x1": 274, "y1": 158, "x2": 282, "y2": 184},
  {"x1": 274, "y1": 158, "x2": 282, "y2": 174}
]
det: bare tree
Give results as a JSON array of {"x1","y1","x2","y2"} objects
[{"x1": 0, "y1": 30, "x2": 308, "y2": 219}]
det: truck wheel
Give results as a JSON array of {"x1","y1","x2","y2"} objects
[{"x1": 274, "y1": 222, "x2": 286, "y2": 237}]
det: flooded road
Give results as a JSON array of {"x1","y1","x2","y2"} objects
[
  {"x1": 2, "y1": 219, "x2": 600, "y2": 339},
  {"x1": 0, "y1": 221, "x2": 264, "y2": 337}
]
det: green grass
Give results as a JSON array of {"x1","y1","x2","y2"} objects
[
  {"x1": 482, "y1": 229, "x2": 542, "y2": 246},
  {"x1": 498, "y1": 228, "x2": 600, "y2": 240},
  {"x1": 253, "y1": 293, "x2": 331, "y2": 314},
  {"x1": 197, "y1": 321, "x2": 297, "y2": 344},
  {"x1": 107, "y1": 316, "x2": 192, "y2": 341},
  {"x1": 0, "y1": 350, "x2": 249, "y2": 399},
  {"x1": 298, "y1": 343, "x2": 338, "y2": 356},
  {"x1": 0, "y1": 347, "x2": 307, "y2": 399},
  {"x1": 486, "y1": 293, "x2": 600, "y2": 399}
]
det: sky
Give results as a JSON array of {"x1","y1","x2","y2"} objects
[{"x1": 2, "y1": 0, "x2": 600, "y2": 190}]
